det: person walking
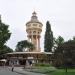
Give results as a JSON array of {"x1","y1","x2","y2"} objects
[
  {"x1": 29, "y1": 60, "x2": 32, "y2": 69},
  {"x1": 11, "y1": 62, "x2": 14, "y2": 72}
]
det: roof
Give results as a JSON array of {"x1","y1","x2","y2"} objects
[
  {"x1": 26, "y1": 11, "x2": 43, "y2": 25},
  {"x1": 7, "y1": 52, "x2": 53, "y2": 55}
]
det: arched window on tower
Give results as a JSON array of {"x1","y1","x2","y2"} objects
[
  {"x1": 33, "y1": 31, "x2": 36, "y2": 33},
  {"x1": 27, "y1": 24, "x2": 31, "y2": 27},
  {"x1": 39, "y1": 25, "x2": 42, "y2": 27}
]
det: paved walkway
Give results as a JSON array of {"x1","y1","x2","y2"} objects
[
  {"x1": 9, "y1": 67, "x2": 46, "y2": 75},
  {"x1": 0, "y1": 66, "x2": 23, "y2": 75}
]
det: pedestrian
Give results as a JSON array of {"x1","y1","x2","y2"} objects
[
  {"x1": 29, "y1": 60, "x2": 32, "y2": 69},
  {"x1": 11, "y1": 62, "x2": 14, "y2": 72}
]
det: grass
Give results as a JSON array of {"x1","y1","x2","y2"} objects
[
  {"x1": 24, "y1": 63, "x2": 75, "y2": 75},
  {"x1": 30, "y1": 66, "x2": 56, "y2": 73},
  {"x1": 48, "y1": 69, "x2": 75, "y2": 75},
  {"x1": 31, "y1": 63, "x2": 56, "y2": 73},
  {"x1": 24, "y1": 63, "x2": 56, "y2": 74},
  {"x1": 34, "y1": 63, "x2": 52, "y2": 67}
]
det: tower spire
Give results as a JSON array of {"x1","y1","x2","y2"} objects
[
  {"x1": 32, "y1": 11, "x2": 37, "y2": 16},
  {"x1": 31, "y1": 11, "x2": 38, "y2": 22}
]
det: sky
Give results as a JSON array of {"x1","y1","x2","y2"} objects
[{"x1": 0, "y1": 0, "x2": 75, "y2": 51}]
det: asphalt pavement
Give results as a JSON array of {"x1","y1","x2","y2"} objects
[
  {"x1": 0, "y1": 66, "x2": 23, "y2": 75},
  {"x1": 13, "y1": 67, "x2": 46, "y2": 75},
  {"x1": 0, "y1": 66, "x2": 46, "y2": 75}
]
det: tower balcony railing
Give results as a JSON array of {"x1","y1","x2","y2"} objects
[
  {"x1": 27, "y1": 33, "x2": 41, "y2": 36},
  {"x1": 26, "y1": 26, "x2": 42, "y2": 30}
]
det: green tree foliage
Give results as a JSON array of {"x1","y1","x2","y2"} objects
[
  {"x1": 0, "y1": 45, "x2": 13, "y2": 54},
  {"x1": 0, "y1": 45, "x2": 13, "y2": 59},
  {"x1": 15, "y1": 40, "x2": 35, "y2": 52},
  {"x1": 0, "y1": 16, "x2": 12, "y2": 56},
  {"x1": 54, "y1": 39, "x2": 75, "y2": 67},
  {"x1": 53, "y1": 36, "x2": 64, "y2": 50},
  {"x1": 44, "y1": 21, "x2": 53, "y2": 52},
  {"x1": 73, "y1": 36, "x2": 75, "y2": 41}
]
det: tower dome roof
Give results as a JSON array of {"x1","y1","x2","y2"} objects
[{"x1": 26, "y1": 11, "x2": 42, "y2": 25}]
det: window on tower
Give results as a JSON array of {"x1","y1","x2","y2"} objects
[
  {"x1": 33, "y1": 24, "x2": 37, "y2": 26},
  {"x1": 33, "y1": 31, "x2": 36, "y2": 33},
  {"x1": 39, "y1": 25, "x2": 42, "y2": 27},
  {"x1": 29, "y1": 31, "x2": 31, "y2": 33},
  {"x1": 27, "y1": 24, "x2": 31, "y2": 27}
]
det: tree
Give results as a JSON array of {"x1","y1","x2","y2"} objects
[
  {"x1": 0, "y1": 45, "x2": 13, "y2": 59},
  {"x1": 28, "y1": 42, "x2": 35, "y2": 51},
  {"x1": 44, "y1": 21, "x2": 53, "y2": 52},
  {"x1": 53, "y1": 36, "x2": 64, "y2": 50},
  {"x1": 0, "y1": 45, "x2": 13, "y2": 54},
  {"x1": 73, "y1": 36, "x2": 75, "y2": 41},
  {"x1": 54, "y1": 39, "x2": 75, "y2": 68},
  {"x1": 15, "y1": 40, "x2": 35, "y2": 52},
  {"x1": 0, "y1": 15, "x2": 11, "y2": 56}
]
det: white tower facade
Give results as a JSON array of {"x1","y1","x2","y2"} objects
[{"x1": 26, "y1": 11, "x2": 43, "y2": 52}]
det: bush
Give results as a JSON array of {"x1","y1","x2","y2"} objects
[{"x1": 35, "y1": 63, "x2": 52, "y2": 67}]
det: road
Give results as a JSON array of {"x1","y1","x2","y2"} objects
[{"x1": 0, "y1": 66, "x2": 24, "y2": 75}]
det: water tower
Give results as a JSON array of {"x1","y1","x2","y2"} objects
[{"x1": 26, "y1": 11, "x2": 43, "y2": 52}]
